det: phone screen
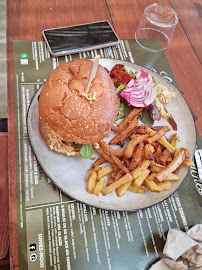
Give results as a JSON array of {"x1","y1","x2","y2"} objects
[{"x1": 43, "y1": 21, "x2": 119, "y2": 54}]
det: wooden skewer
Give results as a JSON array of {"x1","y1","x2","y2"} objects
[{"x1": 85, "y1": 55, "x2": 101, "y2": 93}]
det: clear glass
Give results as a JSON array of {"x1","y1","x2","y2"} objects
[{"x1": 135, "y1": 3, "x2": 178, "y2": 52}]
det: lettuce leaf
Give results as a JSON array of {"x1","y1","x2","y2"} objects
[
  {"x1": 80, "y1": 144, "x2": 94, "y2": 159},
  {"x1": 139, "y1": 108, "x2": 154, "y2": 126}
]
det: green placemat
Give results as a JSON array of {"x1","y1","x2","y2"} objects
[{"x1": 13, "y1": 40, "x2": 202, "y2": 270}]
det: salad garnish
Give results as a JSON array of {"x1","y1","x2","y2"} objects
[
  {"x1": 120, "y1": 69, "x2": 158, "y2": 108},
  {"x1": 110, "y1": 64, "x2": 176, "y2": 129}
]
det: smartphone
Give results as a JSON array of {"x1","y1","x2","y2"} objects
[{"x1": 42, "y1": 20, "x2": 120, "y2": 57}]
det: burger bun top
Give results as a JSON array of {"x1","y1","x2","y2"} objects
[{"x1": 38, "y1": 59, "x2": 118, "y2": 144}]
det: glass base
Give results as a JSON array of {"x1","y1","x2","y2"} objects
[{"x1": 135, "y1": 28, "x2": 170, "y2": 52}]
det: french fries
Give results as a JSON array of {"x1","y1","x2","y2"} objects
[
  {"x1": 102, "y1": 173, "x2": 133, "y2": 196},
  {"x1": 116, "y1": 181, "x2": 132, "y2": 197},
  {"x1": 153, "y1": 144, "x2": 163, "y2": 162},
  {"x1": 87, "y1": 171, "x2": 97, "y2": 193},
  {"x1": 107, "y1": 178, "x2": 116, "y2": 186},
  {"x1": 128, "y1": 185, "x2": 145, "y2": 193},
  {"x1": 116, "y1": 159, "x2": 151, "y2": 197},
  {"x1": 181, "y1": 160, "x2": 194, "y2": 167},
  {"x1": 131, "y1": 159, "x2": 151, "y2": 178},
  {"x1": 145, "y1": 127, "x2": 175, "y2": 153},
  {"x1": 99, "y1": 141, "x2": 125, "y2": 157},
  {"x1": 93, "y1": 177, "x2": 106, "y2": 196},
  {"x1": 93, "y1": 166, "x2": 102, "y2": 172},
  {"x1": 115, "y1": 170, "x2": 125, "y2": 181},
  {"x1": 156, "y1": 150, "x2": 185, "y2": 182},
  {"x1": 93, "y1": 157, "x2": 106, "y2": 168},
  {"x1": 129, "y1": 142, "x2": 144, "y2": 170},
  {"x1": 145, "y1": 179, "x2": 159, "y2": 192},
  {"x1": 144, "y1": 144, "x2": 154, "y2": 160},
  {"x1": 181, "y1": 148, "x2": 190, "y2": 159},
  {"x1": 125, "y1": 134, "x2": 148, "y2": 159},
  {"x1": 145, "y1": 127, "x2": 166, "y2": 144},
  {"x1": 150, "y1": 162, "x2": 165, "y2": 173},
  {"x1": 163, "y1": 173, "x2": 180, "y2": 181},
  {"x1": 132, "y1": 142, "x2": 144, "y2": 162},
  {"x1": 97, "y1": 166, "x2": 113, "y2": 179},
  {"x1": 136, "y1": 125, "x2": 146, "y2": 135},
  {"x1": 112, "y1": 164, "x2": 119, "y2": 172},
  {"x1": 109, "y1": 114, "x2": 139, "y2": 145},
  {"x1": 156, "y1": 181, "x2": 171, "y2": 191},
  {"x1": 124, "y1": 139, "x2": 138, "y2": 159},
  {"x1": 84, "y1": 111, "x2": 193, "y2": 197},
  {"x1": 132, "y1": 169, "x2": 150, "y2": 188},
  {"x1": 168, "y1": 133, "x2": 179, "y2": 148},
  {"x1": 85, "y1": 169, "x2": 93, "y2": 182},
  {"x1": 110, "y1": 152, "x2": 131, "y2": 175},
  {"x1": 159, "y1": 149, "x2": 171, "y2": 166},
  {"x1": 95, "y1": 147, "x2": 115, "y2": 164},
  {"x1": 112, "y1": 108, "x2": 142, "y2": 133}
]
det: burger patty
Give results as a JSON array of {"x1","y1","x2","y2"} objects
[
  {"x1": 62, "y1": 141, "x2": 83, "y2": 151},
  {"x1": 39, "y1": 117, "x2": 82, "y2": 156}
]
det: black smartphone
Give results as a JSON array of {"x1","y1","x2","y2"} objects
[{"x1": 42, "y1": 20, "x2": 120, "y2": 57}]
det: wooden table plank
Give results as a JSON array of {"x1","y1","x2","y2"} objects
[
  {"x1": 0, "y1": 119, "x2": 7, "y2": 133},
  {"x1": 7, "y1": 0, "x2": 113, "y2": 40},
  {"x1": 169, "y1": 0, "x2": 202, "y2": 64},
  {"x1": 0, "y1": 253, "x2": 10, "y2": 269},
  {"x1": 0, "y1": 134, "x2": 9, "y2": 260}
]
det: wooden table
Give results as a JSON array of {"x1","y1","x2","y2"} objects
[{"x1": 4, "y1": 0, "x2": 202, "y2": 269}]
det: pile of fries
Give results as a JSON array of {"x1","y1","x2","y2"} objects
[{"x1": 85, "y1": 108, "x2": 194, "y2": 197}]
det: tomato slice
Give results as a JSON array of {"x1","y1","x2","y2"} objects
[
  {"x1": 114, "y1": 71, "x2": 133, "y2": 84},
  {"x1": 110, "y1": 64, "x2": 133, "y2": 84},
  {"x1": 110, "y1": 64, "x2": 124, "y2": 78}
]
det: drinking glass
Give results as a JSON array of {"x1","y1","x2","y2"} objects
[{"x1": 135, "y1": 3, "x2": 178, "y2": 52}]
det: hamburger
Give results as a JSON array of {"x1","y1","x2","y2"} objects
[{"x1": 38, "y1": 59, "x2": 118, "y2": 156}]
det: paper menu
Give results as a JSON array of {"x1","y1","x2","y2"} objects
[{"x1": 13, "y1": 40, "x2": 202, "y2": 270}]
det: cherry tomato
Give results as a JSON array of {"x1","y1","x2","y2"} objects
[
  {"x1": 110, "y1": 64, "x2": 133, "y2": 84},
  {"x1": 110, "y1": 64, "x2": 124, "y2": 78},
  {"x1": 114, "y1": 71, "x2": 133, "y2": 84}
]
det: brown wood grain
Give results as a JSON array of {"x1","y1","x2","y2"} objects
[
  {"x1": 0, "y1": 266, "x2": 10, "y2": 270},
  {"x1": 7, "y1": 0, "x2": 202, "y2": 268},
  {"x1": 0, "y1": 134, "x2": 8, "y2": 260},
  {"x1": 0, "y1": 265, "x2": 10, "y2": 270},
  {"x1": 7, "y1": 34, "x2": 19, "y2": 269},
  {"x1": 169, "y1": 0, "x2": 202, "y2": 63},
  {"x1": 7, "y1": 0, "x2": 113, "y2": 40},
  {"x1": 0, "y1": 253, "x2": 10, "y2": 269}
]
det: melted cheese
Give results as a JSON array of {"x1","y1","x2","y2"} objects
[
  {"x1": 47, "y1": 134, "x2": 76, "y2": 155},
  {"x1": 82, "y1": 92, "x2": 97, "y2": 100}
]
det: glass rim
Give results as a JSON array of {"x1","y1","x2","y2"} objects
[{"x1": 144, "y1": 3, "x2": 179, "y2": 26}]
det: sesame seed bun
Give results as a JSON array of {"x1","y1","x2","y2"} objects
[{"x1": 38, "y1": 59, "x2": 118, "y2": 156}]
